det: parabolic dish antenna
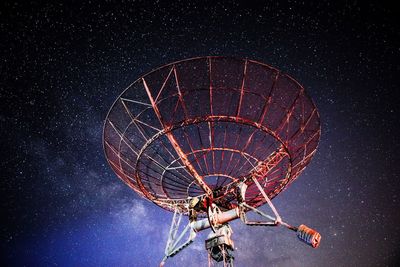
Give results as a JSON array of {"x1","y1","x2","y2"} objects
[{"x1": 103, "y1": 57, "x2": 321, "y2": 266}]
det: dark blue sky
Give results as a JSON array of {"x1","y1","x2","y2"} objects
[{"x1": 1, "y1": 1, "x2": 399, "y2": 266}]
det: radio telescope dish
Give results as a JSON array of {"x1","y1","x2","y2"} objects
[{"x1": 103, "y1": 57, "x2": 321, "y2": 266}]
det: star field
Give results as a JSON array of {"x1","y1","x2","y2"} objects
[{"x1": 1, "y1": 1, "x2": 399, "y2": 266}]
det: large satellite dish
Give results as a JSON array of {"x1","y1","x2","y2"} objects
[{"x1": 103, "y1": 57, "x2": 321, "y2": 266}]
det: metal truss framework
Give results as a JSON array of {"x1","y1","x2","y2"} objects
[{"x1": 103, "y1": 57, "x2": 321, "y2": 214}]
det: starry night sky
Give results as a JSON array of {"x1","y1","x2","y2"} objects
[{"x1": 1, "y1": 1, "x2": 399, "y2": 266}]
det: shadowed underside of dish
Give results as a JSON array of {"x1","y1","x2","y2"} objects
[{"x1": 103, "y1": 57, "x2": 320, "y2": 214}]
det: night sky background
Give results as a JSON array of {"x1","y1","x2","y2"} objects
[{"x1": 1, "y1": 1, "x2": 399, "y2": 266}]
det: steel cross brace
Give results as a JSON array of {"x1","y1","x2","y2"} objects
[{"x1": 160, "y1": 208, "x2": 197, "y2": 267}]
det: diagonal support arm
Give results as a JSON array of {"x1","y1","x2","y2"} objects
[
  {"x1": 143, "y1": 77, "x2": 213, "y2": 196},
  {"x1": 251, "y1": 177, "x2": 282, "y2": 223},
  {"x1": 237, "y1": 182, "x2": 281, "y2": 226}
]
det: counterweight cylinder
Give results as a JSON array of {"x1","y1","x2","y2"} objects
[{"x1": 296, "y1": 224, "x2": 321, "y2": 248}]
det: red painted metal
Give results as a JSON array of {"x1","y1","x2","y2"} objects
[{"x1": 103, "y1": 57, "x2": 320, "y2": 214}]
